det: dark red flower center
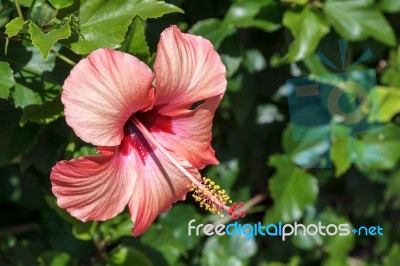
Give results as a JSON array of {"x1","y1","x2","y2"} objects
[{"x1": 119, "y1": 111, "x2": 174, "y2": 163}]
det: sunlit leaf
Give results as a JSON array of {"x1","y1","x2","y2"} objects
[
  {"x1": 132, "y1": 0, "x2": 184, "y2": 19},
  {"x1": 282, "y1": 7, "x2": 330, "y2": 62},
  {"x1": 29, "y1": 19, "x2": 71, "y2": 60},
  {"x1": 379, "y1": 0, "x2": 400, "y2": 13},
  {"x1": 323, "y1": 0, "x2": 396, "y2": 46},
  {"x1": 369, "y1": 87, "x2": 400, "y2": 123},
  {"x1": 221, "y1": 54, "x2": 242, "y2": 78},
  {"x1": 120, "y1": 17, "x2": 150, "y2": 63},
  {"x1": 38, "y1": 251, "x2": 72, "y2": 266},
  {"x1": 99, "y1": 214, "x2": 133, "y2": 243},
  {"x1": 109, "y1": 247, "x2": 152, "y2": 266},
  {"x1": 140, "y1": 225, "x2": 186, "y2": 265},
  {"x1": 0, "y1": 61, "x2": 15, "y2": 99},
  {"x1": 243, "y1": 49, "x2": 267, "y2": 74},
  {"x1": 266, "y1": 155, "x2": 318, "y2": 223},
  {"x1": 319, "y1": 209, "x2": 355, "y2": 265},
  {"x1": 281, "y1": 0, "x2": 308, "y2": 5},
  {"x1": 189, "y1": 18, "x2": 236, "y2": 49},
  {"x1": 69, "y1": 0, "x2": 182, "y2": 54},
  {"x1": 283, "y1": 125, "x2": 330, "y2": 168},
  {"x1": 48, "y1": 0, "x2": 74, "y2": 9},
  {"x1": 202, "y1": 235, "x2": 257, "y2": 266},
  {"x1": 5, "y1": 17, "x2": 27, "y2": 38},
  {"x1": 223, "y1": 0, "x2": 280, "y2": 32},
  {"x1": 356, "y1": 123, "x2": 400, "y2": 169}
]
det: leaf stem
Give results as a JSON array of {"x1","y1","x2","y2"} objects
[
  {"x1": 26, "y1": 0, "x2": 37, "y2": 20},
  {"x1": 53, "y1": 51, "x2": 76, "y2": 66},
  {"x1": 14, "y1": 0, "x2": 24, "y2": 20}
]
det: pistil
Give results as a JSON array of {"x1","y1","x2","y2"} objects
[{"x1": 131, "y1": 117, "x2": 234, "y2": 217}]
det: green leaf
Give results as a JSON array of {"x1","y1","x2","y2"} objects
[
  {"x1": 292, "y1": 228, "x2": 323, "y2": 251},
  {"x1": 38, "y1": 251, "x2": 72, "y2": 266},
  {"x1": 261, "y1": 257, "x2": 301, "y2": 266},
  {"x1": 48, "y1": 0, "x2": 74, "y2": 9},
  {"x1": 283, "y1": 125, "x2": 330, "y2": 168},
  {"x1": 158, "y1": 205, "x2": 201, "y2": 249},
  {"x1": 357, "y1": 123, "x2": 400, "y2": 169},
  {"x1": 331, "y1": 136, "x2": 352, "y2": 177},
  {"x1": 202, "y1": 235, "x2": 257, "y2": 266},
  {"x1": 5, "y1": 17, "x2": 27, "y2": 38},
  {"x1": 20, "y1": 96, "x2": 63, "y2": 125},
  {"x1": 189, "y1": 18, "x2": 236, "y2": 49},
  {"x1": 384, "y1": 243, "x2": 400, "y2": 266},
  {"x1": 282, "y1": 8, "x2": 330, "y2": 62},
  {"x1": 291, "y1": 207, "x2": 322, "y2": 250},
  {"x1": 12, "y1": 82, "x2": 43, "y2": 108},
  {"x1": 323, "y1": 0, "x2": 396, "y2": 46},
  {"x1": 256, "y1": 103, "x2": 284, "y2": 124},
  {"x1": 12, "y1": 77, "x2": 61, "y2": 109},
  {"x1": 72, "y1": 146, "x2": 97, "y2": 158},
  {"x1": 266, "y1": 155, "x2": 318, "y2": 223},
  {"x1": 109, "y1": 247, "x2": 152, "y2": 266},
  {"x1": 120, "y1": 17, "x2": 150, "y2": 63},
  {"x1": 319, "y1": 209, "x2": 355, "y2": 265},
  {"x1": 7, "y1": 44, "x2": 63, "y2": 109},
  {"x1": 379, "y1": 0, "x2": 400, "y2": 13},
  {"x1": 29, "y1": 20, "x2": 71, "y2": 60},
  {"x1": 139, "y1": 205, "x2": 201, "y2": 265},
  {"x1": 131, "y1": 0, "x2": 184, "y2": 19},
  {"x1": 19, "y1": 0, "x2": 45, "y2": 7},
  {"x1": 330, "y1": 124, "x2": 400, "y2": 171},
  {"x1": 69, "y1": 0, "x2": 182, "y2": 54},
  {"x1": 141, "y1": 225, "x2": 186, "y2": 265},
  {"x1": 368, "y1": 87, "x2": 400, "y2": 123},
  {"x1": 190, "y1": 0, "x2": 279, "y2": 49},
  {"x1": 30, "y1": 1, "x2": 57, "y2": 23},
  {"x1": 331, "y1": 133, "x2": 362, "y2": 176},
  {"x1": 380, "y1": 47, "x2": 400, "y2": 87},
  {"x1": 281, "y1": 0, "x2": 308, "y2": 5},
  {"x1": 223, "y1": 0, "x2": 280, "y2": 32},
  {"x1": 0, "y1": 61, "x2": 15, "y2": 99},
  {"x1": 243, "y1": 49, "x2": 267, "y2": 74},
  {"x1": 99, "y1": 214, "x2": 133, "y2": 243},
  {"x1": 221, "y1": 54, "x2": 242, "y2": 78},
  {"x1": 303, "y1": 54, "x2": 331, "y2": 76},
  {"x1": 2, "y1": 42, "x2": 58, "y2": 73}
]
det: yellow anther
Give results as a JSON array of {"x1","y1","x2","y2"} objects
[{"x1": 190, "y1": 176, "x2": 231, "y2": 217}]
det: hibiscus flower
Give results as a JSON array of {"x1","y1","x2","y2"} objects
[{"x1": 50, "y1": 25, "x2": 235, "y2": 236}]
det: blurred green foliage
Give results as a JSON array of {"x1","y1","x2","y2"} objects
[{"x1": 1, "y1": 0, "x2": 400, "y2": 265}]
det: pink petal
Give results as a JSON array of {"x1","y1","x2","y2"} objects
[
  {"x1": 127, "y1": 147, "x2": 195, "y2": 236},
  {"x1": 50, "y1": 150, "x2": 136, "y2": 221},
  {"x1": 141, "y1": 96, "x2": 221, "y2": 170},
  {"x1": 62, "y1": 49, "x2": 155, "y2": 146},
  {"x1": 154, "y1": 26, "x2": 226, "y2": 113}
]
